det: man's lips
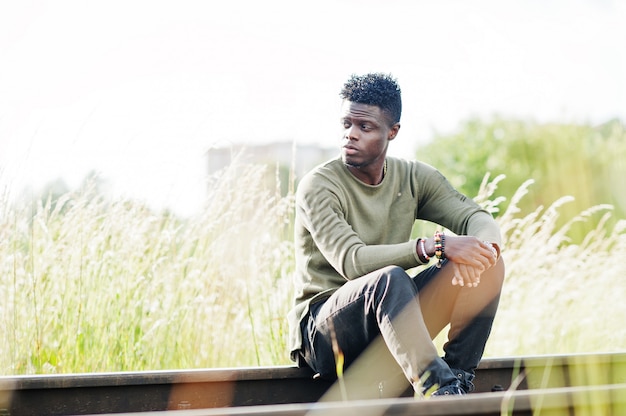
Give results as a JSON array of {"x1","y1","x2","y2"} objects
[{"x1": 342, "y1": 144, "x2": 359, "y2": 155}]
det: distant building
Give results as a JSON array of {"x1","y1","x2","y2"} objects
[{"x1": 206, "y1": 141, "x2": 338, "y2": 181}]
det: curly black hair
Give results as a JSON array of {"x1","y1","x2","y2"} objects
[{"x1": 339, "y1": 73, "x2": 402, "y2": 125}]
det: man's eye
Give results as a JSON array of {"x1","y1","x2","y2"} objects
[
  {"x1": 343, "y1": 121, "x2": 351, "y2": 128},
  {"x1": 361, "y1": 124, "x2": 371, "y2": 131}
]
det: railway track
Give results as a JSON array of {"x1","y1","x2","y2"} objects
[{"x1": 1, "y1": 352, "x2": 625, "y2": 415}]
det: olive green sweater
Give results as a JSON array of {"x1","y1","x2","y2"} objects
[{"x1": 287, "y1": 156, "x2": 502, "y2": 360}]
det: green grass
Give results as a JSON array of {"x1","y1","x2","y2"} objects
[{"x1": 1, "y1": 163, "x2": 625, "y2": 375}]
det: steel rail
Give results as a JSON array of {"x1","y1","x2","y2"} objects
[
  {"x1": 96, "y1": 383, "x2": 626, "y2": 416},
  {"x1": 1, "y1": 352, "x2": 624, "y2": 415}
]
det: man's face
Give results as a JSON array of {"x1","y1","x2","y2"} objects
[{"x1": 340, "y1": 101, "x2": 399, "y2": 169}]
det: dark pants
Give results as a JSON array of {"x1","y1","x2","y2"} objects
[{"x1": 299, "y1": 258, "x2": 505, "y2": 393}]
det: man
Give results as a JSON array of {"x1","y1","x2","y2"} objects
[{"x1": 287, "y1": 73, "x2": 505, "y2": 397}]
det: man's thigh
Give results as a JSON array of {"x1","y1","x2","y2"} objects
[{"x1": 309, "y1": 266, "x2": 417, "y2": 375}]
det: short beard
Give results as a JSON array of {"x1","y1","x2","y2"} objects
[
  {"x1": 341, "y1": 154, "x2": 364, "y2": 169},
  {"x1": 343, "y1": 159, "x2": 367, "y2": 170}
]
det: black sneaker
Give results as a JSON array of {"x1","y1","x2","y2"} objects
[
  {"x1": 431, "y1": 380, "x2": 465, "y2": 397},
  {"x1": 451, "y1": 368, "x2": 475, "y2": 393}
]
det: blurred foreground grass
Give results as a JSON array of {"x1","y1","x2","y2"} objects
[{"x1": 1, "y1": 163, "x2": 625, "y2": 375}]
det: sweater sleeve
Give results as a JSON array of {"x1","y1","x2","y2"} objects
[
  {"x1": 296, "y1": 173, "x2": 424, "y2": 281},
  {"x1": 416, "y1": 164, "x2": 502, "y2": 245},
  {"x1": 466, "y1": 211, "x2": 502, "y2": 247}
]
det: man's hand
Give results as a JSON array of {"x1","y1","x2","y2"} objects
[{"x1": 443, "y1": 236, "x2": 498, "y2": 287}]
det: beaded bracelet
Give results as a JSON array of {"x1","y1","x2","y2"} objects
[
  {"x1": 419, "y1": 238, "x2": 430, "y2": 262},
  {"x1": 434, "y1": 231, "x2": 445, "y2": 268}
]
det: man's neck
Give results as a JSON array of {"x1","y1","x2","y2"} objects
[{"x1": 346, "y1": 159, "x2": 387, "y2": 185}]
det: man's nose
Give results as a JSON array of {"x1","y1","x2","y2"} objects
[{"x1": 345, "y1": 125, "x2": 358, "y2": 140}]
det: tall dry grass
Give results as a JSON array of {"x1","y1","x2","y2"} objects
[
  {"x1": 1, "y1": 163, "x2": 625, "y2": 375},
  {"x1": 476, "y1": 174, "x2": 626, "y2": 357},
  {"x1": 1, "y1": 162, "x2": 295, "y2": 374}
]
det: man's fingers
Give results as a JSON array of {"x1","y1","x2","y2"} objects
[{"x1": 452, "y1": 263, "x2": 483, "y2": 288}]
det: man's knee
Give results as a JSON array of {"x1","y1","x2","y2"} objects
[
  {"x1": 380, "y1": 265, "x2": 407, "y2": 277},
  {"x1": 488, "y1": 257, "x2": 506, "y2": 289},
  {"x1": 368, "y1": 265, "x2": 417, "y2": 299},
  {"x1": 375, "y1": 265, "x2": 414, "y2": 286}
]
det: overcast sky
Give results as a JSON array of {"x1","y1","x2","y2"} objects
[{"x1": 1, "y1": 0, "x2": 624, "y2": 215}]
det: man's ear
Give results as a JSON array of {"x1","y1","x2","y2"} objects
[{"x1": 388, "y1": 123, "x2": 401, "y2": 141}]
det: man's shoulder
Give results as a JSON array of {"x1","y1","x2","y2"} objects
[
  {"x1": 297, "y1": 156, "x2": 439, "y2": 192},
  {"x1": 299, "y1": 158, "x2": 343, "y2": 186},
  {"x1": 388, "y1": 156, "x2": 436, "y2": 175}
]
